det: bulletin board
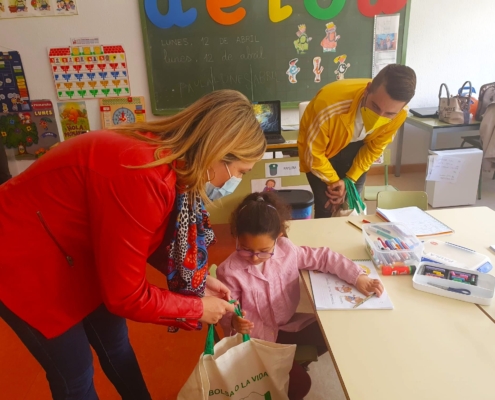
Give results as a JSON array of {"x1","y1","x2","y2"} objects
[{"x1": 138, "y1": 0, "x2": 411, "y2": 114}]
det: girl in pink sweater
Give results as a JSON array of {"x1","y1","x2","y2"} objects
[{"x1": 217, "y1": 192, "x2": 383, "y2": 357}]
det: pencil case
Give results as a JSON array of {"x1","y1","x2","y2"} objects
[
  {"x1": 421, "y1": 239, "x2": 493, "y2": 273},
  {"x1": 363, "y1": 222, "x2": 423, "y2": 270},
  {"x1": 413, "y1": 262, "x2": 495, "y2": 305}
]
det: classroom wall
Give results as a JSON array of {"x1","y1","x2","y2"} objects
[{"x1": 2, "y1": 0, "x2": 494, "y2": 175}]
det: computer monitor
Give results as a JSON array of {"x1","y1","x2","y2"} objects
[{"x1": 252, "y1": 100, "x2": 281, "y2": 134}]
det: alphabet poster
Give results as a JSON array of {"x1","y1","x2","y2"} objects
[
  {"x1": 0, "y1": 51, "x2": 31, "y2": 113},
  {"x1": 48, "y1": 45, "x2": 131, "y2": 101},
  {"x1": 0, "y1": 0, "x2": 78, "y2": 18}
]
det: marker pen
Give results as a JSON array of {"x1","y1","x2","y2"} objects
[{"x1": 382, "y1": 265, "x2": 416, "y2": 275}]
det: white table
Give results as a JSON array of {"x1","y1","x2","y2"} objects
[{"x1": 290, "y1": 207, "x2": 495, "y2": 400}]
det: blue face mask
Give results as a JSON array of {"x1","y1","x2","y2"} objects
[{"x1": 206, "y1": 163, "x2": 242, "y2": 201}]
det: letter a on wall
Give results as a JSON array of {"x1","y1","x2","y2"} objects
[{"x1": 145, "y1": 0, "x2": 197, "y2": 29}]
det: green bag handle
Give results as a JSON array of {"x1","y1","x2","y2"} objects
[
  {"x1": 204, "y1": 300, "x2": 250, "y2": 356},
  {"x1": 344, "y1": 177, "x2": 366, "y2": 214}
]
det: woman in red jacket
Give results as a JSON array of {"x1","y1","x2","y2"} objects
[{"x1": 0, "y1": 90, "x2": 266, "y2": 400}]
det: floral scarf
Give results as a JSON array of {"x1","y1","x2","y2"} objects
[{"x1": 165, "y1": 191, "x2": 216, "y2": 332}]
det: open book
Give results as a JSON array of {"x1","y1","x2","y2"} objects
[
  {"x1": 376, "y1": 206, "x2": 454, "y2": 237},
  {"x1": 309, "y1": 260, "x2": 393, "y2": 310}
]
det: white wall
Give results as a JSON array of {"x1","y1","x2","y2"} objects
[{"x1": 1, "y1": 0, "x2": 494, "y2": 175}]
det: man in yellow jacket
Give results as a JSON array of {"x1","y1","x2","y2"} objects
[{"x1": 298, "y1": 64, "x2": 416, "y2": 218}]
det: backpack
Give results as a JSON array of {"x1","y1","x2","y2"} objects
[{"x1": 476, "y1": 82, "x2": 495, "y2": 121}]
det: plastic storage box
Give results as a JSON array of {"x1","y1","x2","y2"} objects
[
  {"x1": 413, "y1": 262, "x2": 495, "y2": 305},
  {"x1": 363, "y1": 222, "x2": 424, "y2": 269},
  {"x1": 276, "y1": 189, "x2": 314, "y2": 220}
]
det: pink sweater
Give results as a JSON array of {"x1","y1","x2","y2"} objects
[{"x1": 217, "y1": 237, "x2": 364, "y2": 342}]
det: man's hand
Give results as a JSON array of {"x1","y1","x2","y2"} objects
[
  {"x1": 324, "y1": 179, "x2": 346, "y2": 209},
  {"x1": 205, "y1": 275, "x2": 231, "y2": 301}
]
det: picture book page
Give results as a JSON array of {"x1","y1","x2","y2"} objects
[{"x1": 309, "y1": 260, "x2": 393, "y2": 310}]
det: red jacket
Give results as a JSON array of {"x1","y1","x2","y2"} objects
[{"x1": 0, "y1": 131, "x2": 203, "y2": 338}]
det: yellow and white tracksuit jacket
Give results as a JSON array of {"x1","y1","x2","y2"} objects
[{"x1": 298, "y1": 79, "x2": 407, "y2": 184}]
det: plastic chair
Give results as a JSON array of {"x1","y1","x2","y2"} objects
[
  {"x1": 376, "y1": 191, "x2": 428, "y2": 211},
  {"x1": 363, "y1": 148, "x2": 398, "y2": 201}
]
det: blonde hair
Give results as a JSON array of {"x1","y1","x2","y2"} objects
[{"x1": 112, "y1": 90, "x2": 266, "y2": 202}]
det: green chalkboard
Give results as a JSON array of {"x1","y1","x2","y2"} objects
[{"x1": 139, "y1": 1, "x2": 410, "y2": 115}]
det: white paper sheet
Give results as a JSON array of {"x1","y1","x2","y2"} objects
[
  {"x1": 426, "y1": 155, "x2": 464, "y2": 183},
  {"x1": 372, "y1": 14, "x2": 400, "y2": 78},
  {"x1": 265, "y1": 161, "x2": 300, "y2": 177}
]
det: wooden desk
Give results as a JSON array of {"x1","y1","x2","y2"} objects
[
  {"x1": 289, "y1": 207, "x2": 495, "y2": 400},
  {"x1": 395, "y1": 115, "x2": 481, "y2": 176},
  {"x1": 266, "y1": 130, "x2": 298, "y2": 152}
]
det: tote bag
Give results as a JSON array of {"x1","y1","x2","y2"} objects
[
  {"x1": 438, "y1": 81, "x2": 472, "y2": 125},
  {"x1": 178, "y1": 305, "x2": 296, "y2": 400}
]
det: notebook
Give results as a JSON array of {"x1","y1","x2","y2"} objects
[
  {"x1": 252, "y1": 100, "x2": 285, "y2": 145},
  {"x1": 376, "y1": 206, "x2": 454, "y2": 237},
  {"x1": 309, "y1": 260, "x2": 393, "y2": 310}
]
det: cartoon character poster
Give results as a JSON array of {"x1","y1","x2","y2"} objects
[
  {"x1": 0, "y1": 51, "x2": 31, "y2": 113},
  {"x1": 0, "y1": 0, "x2": 77, "y2": 17},
  {"x1": 286, "y1": 58, "x2": 300, "y2": 84},
  {"x1": 57, "y1": 101, "x2": 90, "y2": 140},
  {"x1": 320, "y1": 22, "x2": 340, "y2": 53},
  {"x1": 294, "y1": 24, "x2": 312, "y2": 55},
  {"x1": 334, "y1": 54, "x2": 351, "y2": 80},
  {"x1": 313, "y1": 57, "x2": 324, "y2": 83},
  {"x1": 0, "y1": 99, "x2": 60, "y2": 160}
]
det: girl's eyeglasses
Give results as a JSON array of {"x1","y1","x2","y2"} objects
[{"x1": 236, "y1": 238, "x2": 277, "y2": 260}]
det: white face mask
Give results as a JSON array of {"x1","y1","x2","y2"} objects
[{"x1": 206, "y1": 163, "x2": 242, "y2": 201}]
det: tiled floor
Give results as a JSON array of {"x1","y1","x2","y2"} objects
[{"x1": 1, "y1": 171, "x2": 494, "y2": 399}]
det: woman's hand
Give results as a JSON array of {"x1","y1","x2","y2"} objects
[
  {"x1": 199, "y1": 297, "x2": 235, "y2": 325},
  {"x1": 355, "y1": 274, "x2": 384, "y2": 297},
  {"x1": 205, "y1": 275, "x2": 231, "y2": 301},
  {"x1": 232, "y1": 311, "x2": 254, "y2": 334}
]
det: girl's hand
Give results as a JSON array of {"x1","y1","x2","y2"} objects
[
  {"x1": 205, "y1": 275, "x2": 231, "y2": 301},
  {"x1": 232, "y1": 311, "x2": 254, "y2": 334},
  {"x1": 355, "y1": 274, "x2": 384, "y2": 297}
]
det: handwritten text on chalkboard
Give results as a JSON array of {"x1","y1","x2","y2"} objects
[{"x1": 144, "y1": 0, "x2": 408, "y2": 29}]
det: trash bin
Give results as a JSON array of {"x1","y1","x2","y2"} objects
[
  {"x1": 269, "y1": 164, "x2": 278, "y2": 176},
  {"x1": 276, "y1": 189, "x2": 314, "y2": 220}
]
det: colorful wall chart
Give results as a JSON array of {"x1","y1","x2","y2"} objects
[
  {"x1": 0, "y1": 0, "x2": 77, "y2": 18},
  {"x1": 0, "y1": 99, "x2": 60, "y2": 160},
  {"x1": 0, "y1": 51, "x2": 31, "y2": 113},
  {"x1": 57, "y1": 101, "x2": 89, "y2": 140},
  {"x1": 48, "y1": 45, "x2": 131, "y2": 101},
  {"x1": 100, "y1": 97, "x2": 146, "y2": 128}
]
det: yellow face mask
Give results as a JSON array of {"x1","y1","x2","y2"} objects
[{"x1": 361, "y1": 105, "x2": 391, "y2": 133}]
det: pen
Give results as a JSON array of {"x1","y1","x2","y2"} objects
[
  {"x1": 353, "y1": 292, "x2": 376, "y2": 309},
  {"x1": 362, "y1": 219, "x2": 371, "y2": 224},
  {"x1": 368, "y1": 227, "x2": 396, "y2": 240}
]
